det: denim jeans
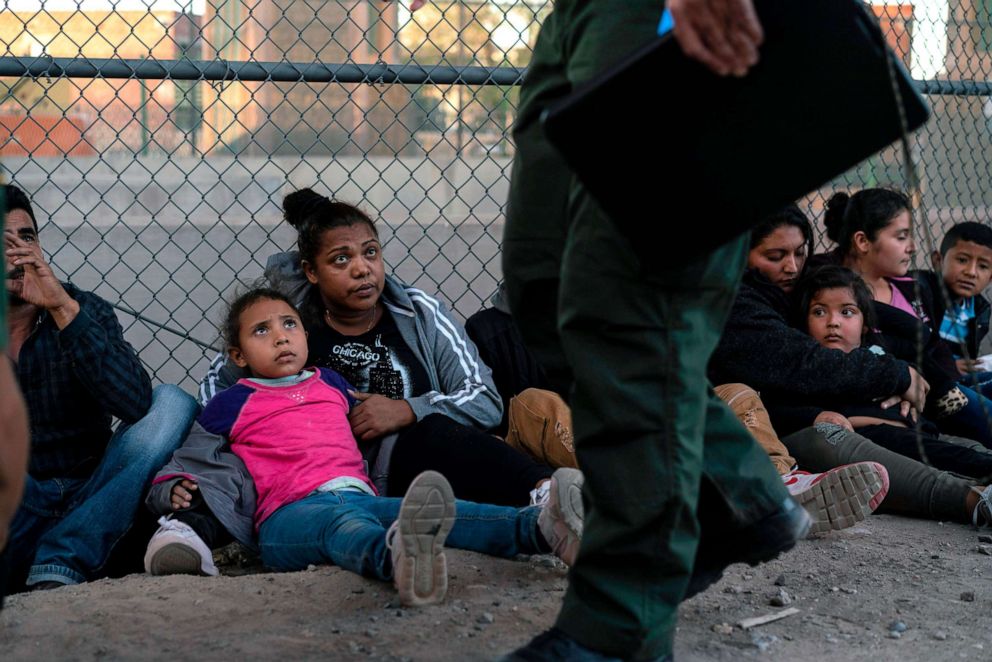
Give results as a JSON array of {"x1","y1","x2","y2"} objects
[
  {"x1": 5, "y1": 384, "x2": 197, "y2": 588},
  {"x1": 258, "y1": 490, "x2": 544, "y2": 579},
  {"x1": 935, "y1": 383, "x2": 992, "y2": 448}
]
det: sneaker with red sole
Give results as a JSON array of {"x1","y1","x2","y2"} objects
[{"x1": 783, "y1": 462, "x2": 889, "y2": 534}]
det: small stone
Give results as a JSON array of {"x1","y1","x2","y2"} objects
[
  {"x1": 841, "y1": 587, "x2": 858, "y2": 594},
  {"x1": 477, "y1": 612, "x2": 495, "y2": 625},
  {"x1": 774, "y1": 574, "x2": 787, "y2": 587},
  {"x1": 724, "y1": 585, "x2": 742, "y2": 595},
  {"x1": 711, "y1": 623, "x2": 734, "y2": 635},
  {"x1": 395, "y1": 610, "x2": 403, "y2": 618},
  {"x1": 830, "y1": 586, "x2": 840, "y2": 592},
  {"x1": 825, "y1": 634, "x2": 840, "y2": 644},
  {"x1": 931, "y1": 554, "x2": 940, "y2": 559},
  {"x1": 769, "y1": 588, "x2": 793, "y2": 607},
  {"x1": 365, "y1": 628, "x2": 378, "y2": 638},
  {"x1": 492, "y1": 600, "x2": 501, "y2": 607},
  {"x1": 307, "y1": 564, "x2": 318, "y2": 572},
  {"x1": 887, "y1": 631, "x2": 903, "y2": 640},
  {"x1": 352, "y1": 586, "x2": 365, "y2": 593},
  {"x1": 978, "y1": 534, "x2": 992, "y2": 544},
  {"x1": 933, "y1": 631, "x2": 949, "y2": 641},
  {"x1": 888, "y1": 621, "x2": 908, "y2": 634},
  {"x1": 369, "y1": 616, "x2": 379, "y2": 623},
  {"x1": 751, "y1": 634, "x2": 778, "y2": 652},
  {"x1": 331, "y1": 628, "x2": 341, "y2": 634},
  {"x1": 977, "y1": 546, "x2": 992, "y2": 556},
  {"x1": 960, "y1": 591, "x2": 976, "y2": 602}
]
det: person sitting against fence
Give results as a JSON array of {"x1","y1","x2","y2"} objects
[
  {"x1": 463, "y1": 283, "x2": 892, "y2": 533},
  {"x1": 1, "y1": 183, "x2": 198, "y2": 591},
  {"x1": 145, "y1": 287, "x2": 583, "y2": 602},
  {"x1": 924, "y1": 222, "x2": 992, "y2": 396},
  {"x1": 813, "y1": 189, "x2": 992, "y2": 447},
  {"x1": 199, "y1": 188, "x2": 556, "y2": 508},
  {"x1": 778, "y1": 264, "x2": 992, "y2": 479},
  {"x1": 711, "y1": 206, "x2": 992, "y2": 526}
]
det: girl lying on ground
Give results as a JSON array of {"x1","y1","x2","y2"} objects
[{"x1": 144, "y1": 288, "x2": 582, "y2": 600}]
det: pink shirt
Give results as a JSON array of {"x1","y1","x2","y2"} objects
[
  {"x1": 199, "y1": 368, "x2": 375, "y2": 526},
  {"x1": 888, "y1": 281, "x2": 918, "y2": 318}
]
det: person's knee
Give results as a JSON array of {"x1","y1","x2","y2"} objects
[{"x1": 112, "y1": 385, "x2": 198, "y2": 468}]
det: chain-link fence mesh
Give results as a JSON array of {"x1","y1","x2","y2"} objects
[{"x1": 1, "y1": 0, "x2": 990, "y2": 391}]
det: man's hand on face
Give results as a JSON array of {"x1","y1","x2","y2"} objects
[{"x1": 4, "y1": 229, "x2": 79, "y2": 328}]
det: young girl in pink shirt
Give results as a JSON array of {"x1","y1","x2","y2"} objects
[{"x1": 148, "y1": 288, "x2": 583, "y2": 606}]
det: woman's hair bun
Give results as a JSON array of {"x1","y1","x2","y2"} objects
[
  {"x1": 283, "y1": 188, "x2": 327, "y2": 229},
  {"x1": 823, "y1": 192, "x2": 851, "y2": 243}
]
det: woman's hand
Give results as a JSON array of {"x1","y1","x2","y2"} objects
[
  {"x1": 814, "y1": 411, "x2": 854, "y2": 431},
  {"x1": 349, "y1": 391, "x2": 416, "y2": 441},
  {"x1": 880, "y1": 367, "x2": 929, "y2": 412}
]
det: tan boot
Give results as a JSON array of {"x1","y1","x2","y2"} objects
[
  {"x1": 713, "y1": 383, "x2": 794, "y2": 475},
  {"x1": 505, "y1": 388, "x2": 577, "y2": 469}
]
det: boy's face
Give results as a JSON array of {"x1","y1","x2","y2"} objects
[
  {"x1": 229, "y1": 298, "x2": 308, "y2": 379},
  {"x1": 939, "y1": 240, "x2": 992, "y2": 300}
]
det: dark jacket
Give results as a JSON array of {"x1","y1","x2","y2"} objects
[
  {"x1": 917, "y1": 269, "x2": 992, "y2": 360},
  {"x1": 15, "y1": 284, "x2": 152, "y2": 479},
  {"x1": 709, "y1": 270, "x2": 911, "y2": 404}
]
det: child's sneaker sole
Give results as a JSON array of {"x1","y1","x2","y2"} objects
[
  {"x1": 796, "y1": 462, "x2": 887, "y2": 534},
  {"x1": 394, "y1": 471, "x2": 456, "y2": 607},
  {"x1": 146, "y1": 543, "x2": 212, "y2": 576}
]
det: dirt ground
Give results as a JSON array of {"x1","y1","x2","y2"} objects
[{"x1": 0, "y1": 513, "x2": 989, "y2": 661}]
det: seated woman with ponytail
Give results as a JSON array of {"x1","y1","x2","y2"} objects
[{"x1": 198, "y1": 189, "x2": 556, "y2": 508}]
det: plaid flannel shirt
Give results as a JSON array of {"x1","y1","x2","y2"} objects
[{"x1": 14, "y1": 283, "x2": 151, "y2": 479}]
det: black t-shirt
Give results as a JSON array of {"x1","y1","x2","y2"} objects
[{"x1": 308, "y1": 312, "x2": 432, "y2": 400}]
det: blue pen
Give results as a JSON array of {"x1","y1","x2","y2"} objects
[{"x1": 657, "y1": 8, "x2": 674, "y2": 36}]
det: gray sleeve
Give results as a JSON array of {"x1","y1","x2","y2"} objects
[
  {"x1": 405, "y1": 294, "x2": 503, "y2": 431},
  {"x1": 198, "y1": 351, "x2": 248, "y2": 406}
]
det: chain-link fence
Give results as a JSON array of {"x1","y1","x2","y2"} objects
[{"x1": 1, "y1": 0, "x2": 991, "y2": 391}]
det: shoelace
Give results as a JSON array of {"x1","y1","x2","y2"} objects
[{"x1": 973, "y1": 486, "x2": 992, "y2": 528}]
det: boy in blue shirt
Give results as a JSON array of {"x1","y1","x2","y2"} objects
[{"x1": 930, "y1": 222, "x2": 992, "y2": 389}]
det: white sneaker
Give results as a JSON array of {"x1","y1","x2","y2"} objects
[
  {"x1": 388, "y1": 471, "x2": 456, "y2": 607},
  {"x1": 529, "y1": 480, "x2": 551, "y2": 507},
  {"x1": 783, "y1": 463, "x2": 889, "y2": 534},
  {"x1": 537, "y1": 468, "x2": 584, "y2": 566},
  {"x1": 143, "y1": 516, "x2": 219, "y2": 577}
]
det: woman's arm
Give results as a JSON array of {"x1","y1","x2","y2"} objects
[{"x1": 406, "y1": 290, "x2": 503, "y2": 431}]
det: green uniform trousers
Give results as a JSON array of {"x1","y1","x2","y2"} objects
[{"x1": 502, "y1": 1, "x2": 792, "y2": 658}]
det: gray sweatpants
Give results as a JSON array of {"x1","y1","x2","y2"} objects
[{"x1": 782, "y1": 425, "x2": 975, "y2": 523}]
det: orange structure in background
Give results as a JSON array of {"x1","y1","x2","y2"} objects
[
  {"x1": 0, "y1": 113, "x2": 94, "y2": 157},
  {"x1": 871, "y1": 4, "x2": 915, "y2": 69}
]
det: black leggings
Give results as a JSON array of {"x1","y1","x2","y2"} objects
[
  {"x1": 857, "y1": 424, "x2": 992, "y2": 480},
  {"x1": 386, "y1": 414, "x2": 554, "y2": 507},
  {"x1": 174, "y1": 498, "x2": 235, "y2": 550}
]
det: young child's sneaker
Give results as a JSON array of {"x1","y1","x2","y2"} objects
[
  {"x1": 537, "y1": 467, "x2": 584, "y2": 566},
  {"x1": 388, "y1": 470, "x2": 456, "y2": 607},
  {"x1": 143, "y1": 516, "x2": 219, "y2": 576},
  {"x1": 783, "y1": 462, "x2": 889, "y2": 534}
]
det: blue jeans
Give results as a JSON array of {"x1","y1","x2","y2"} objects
[
  {"x1": 937, "y1": 383, "x2": 992, "y2": 448},
  {"x1": 5, "y1": 385, "x2": 197, "y2": 587},
  {"x1": 258, "y1": 490, "x2": 544, "y2": 580}
]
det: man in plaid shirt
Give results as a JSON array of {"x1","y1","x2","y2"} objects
[{"x1": 2, "y1": 184, "x2": 197, "y2": 591}]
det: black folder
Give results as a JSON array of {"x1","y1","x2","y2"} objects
[{"x1": 541, "y1": 0, "x2": 930, "y2": 265}]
